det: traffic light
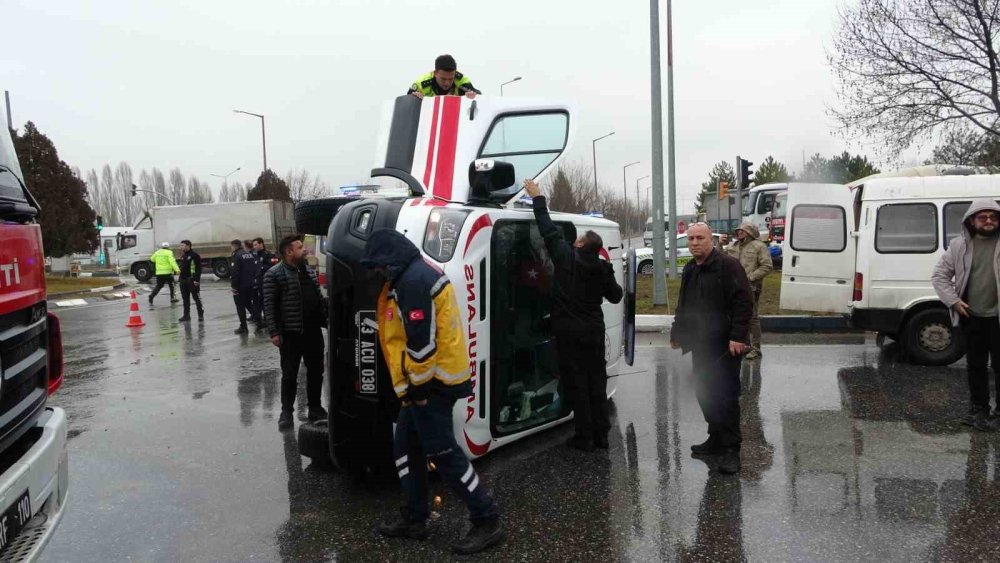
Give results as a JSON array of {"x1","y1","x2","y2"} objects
[
  {"x1": 130, "y1": 184, "x2": 137, "y2": 197},
  {"x1": 737, "y1": 157, "x2": 754, "y2": 189},
  {"x1": 718, "y1": 181, "x2": 729, "y2": 200},
  {"x1": 96, "y1": 215, "x2": 104, "y2": 230}
]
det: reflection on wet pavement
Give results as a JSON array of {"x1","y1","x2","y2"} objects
[{"x1": 39, "y1": 290, "x2": 1000, "y2": 561}]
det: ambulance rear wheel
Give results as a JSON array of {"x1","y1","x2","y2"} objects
[
  {"x1": 904, "y1": 308, "x2": 964, "y2": 366},
  {"x1": 298, "y1": 421, "x2": 334, "y2": 470}
]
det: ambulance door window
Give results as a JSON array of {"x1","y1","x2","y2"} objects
[
  {"x1": 490, "y1": 219, "x2": 576, "y2": 436},
  {"x1": 479, "y1": 112, "x2": 568, "y2": 190}
]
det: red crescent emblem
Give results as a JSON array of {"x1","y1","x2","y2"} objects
[{"x1": 464, "y1": 431, "x2": 491, "y2": 456}]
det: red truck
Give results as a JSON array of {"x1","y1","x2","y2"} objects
[{"x1": 0, "y1": 124, "x2": 69, "y2": 558}]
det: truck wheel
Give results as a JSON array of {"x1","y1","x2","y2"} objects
[
  {"x1": 133, "y1": 261, "x2": 153, "y2": 282},
  {"x1": 212, "y1": 258, "x2": 231, "y2": 279},
  {"x1": 639, "y1": 261, "x2": 654, "y2": 276},
  {"x1": 297, "y1": 421, "x2": 334, "y2": 470},
  {"x1": 904, "y1": 309, "x2": 964, "y2": 366},
  {"x1": 295, "y1": 197, "x2": 357, "y2": 236}
]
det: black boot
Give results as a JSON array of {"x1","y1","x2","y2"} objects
[
  {"x1": 308, "y1": 406, "x2": 328, "y2": 423},
  {"x1": 197, "y1": 311, "x2": 204, "y2": 322},
  {"x1": 234, "y1": 324, "x2": 248, "y2": 334},
  {"x1": 378, "y1": 512, "x2": 428, "y2": 540},
  {"x1": 451, "y1": 518, "x2": 505, "y2": 555},
  {"x1": 691, "y1": 436, "x2": 727, "y2": 455},
  {"x1": 278, "y1": 410, "x2": 293, "y2": 430},
  {"x1": 178, "y1": 316, "x2": 191, "y2": 322}
]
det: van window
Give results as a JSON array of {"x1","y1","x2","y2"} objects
[
  {"x1": 790, "y1": 205, "x2": 846, "y2": 252},
  {"x1": 875, "y1": 203, "x2": 938, "y2": 254},
  {"x1": 943, "y1": 202, "x2": 971, "y2": 248}
]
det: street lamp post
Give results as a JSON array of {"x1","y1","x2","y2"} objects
[
  {"x1": 591, "y1": 131, "x2": 615, "y2": 202},
  {"x1": 637, "y1": 174, "x2": 651, "y2": 215},
  {"x1": 622, "y1": 161, "x2": 640, "y2": 249},
  {"x1": 210, "y1": 167, "x2": 241, "y2": 181},
  {"x1": 233, "y1": 110, "x2": 267, "y2": 174},
  {"x1": 500, "y1": 76, "x2": 522, "y2": 96}
]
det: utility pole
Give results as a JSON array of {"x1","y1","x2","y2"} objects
[
  {"x1": 665, "y1": 0, "x2": 678, "y2": 281},
  {"x1": 623, "y1": 161, "x2": 640, "y2": 250},
  {"x1": 4, "y1": 91, "x2": 11, "y2": 129},
  {"x1": 650, "y1": 0, "x2": 667, "y2": 304}
]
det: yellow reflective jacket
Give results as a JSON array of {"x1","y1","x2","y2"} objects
[
  {"x1": 376, "y1": 270, "x2": 470, "y2": 399},
  {"x1": 150, "y1": 248, "x2": 180, "y2": 275},
  {"x1": 407, "y1": 71, "x2": 480, "y2": 97}
]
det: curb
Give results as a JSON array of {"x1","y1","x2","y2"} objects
[{"x1": 636, "y1": 314, "x2": 856, "y2": 334}]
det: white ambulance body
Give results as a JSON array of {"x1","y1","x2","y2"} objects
[{"x1": 296, "y1": 95, "x2": 636, "y2": 477}]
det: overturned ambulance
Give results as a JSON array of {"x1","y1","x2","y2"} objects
[{"x1": 296, "y1": 95, "x2": 637, "y2": 477}]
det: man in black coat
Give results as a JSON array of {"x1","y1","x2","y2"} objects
[
  {"x1": 230, "y1": 239, "x2": 257, "y2": 334},
  {"x1": 670, "y1": 223, "x2": 754, "y2": 475},
  {"x1": 524, "y1": 179, "x2": 624, "y2": 451},
  {"x1": 177, "y1": 240, "x2": 204, "y2": 322},
  {"x1": 252, "y1": 237, "x2": 276, "y2": 330}
]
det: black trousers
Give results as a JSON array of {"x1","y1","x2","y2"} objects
[
  {"x1": 233, "y1": 286, "x2": 254, "y2": 326},
  {"x1": 252, "y1": 284, "x2": 264, "y2": 324},
  {"x1": 555, "y1": 323, "x2": 609, "y2": 440},
  {"x1": 692, "y1": 344, "x2": 743, "y2": 448},
  {"x1": 278, "y1": 326, "x2": 324, "y2": 412},
  {"x1": 961, "y1": 316, "x2": 1000, "y2": 412},
  {"x1": 179, "y1": 279, "x2": 203, "y2": 317},
  {"x1": 149, "y1": 275, "x2": 175, "y2": 301}
]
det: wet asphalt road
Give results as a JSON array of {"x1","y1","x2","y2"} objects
[{"x1": 39, "y1": 284, "x2": 1000, "y2": 562}]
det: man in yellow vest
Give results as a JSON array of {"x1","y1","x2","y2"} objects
[
  {"x1": 407, "y1": 54, "x2": 480, "y2": 99},
  {"x1": 361, "y1": 228, "x2": 503, "y2": 555},
  {"x1": 148, "y1": 242, "x2": 180, "y2": 305}
]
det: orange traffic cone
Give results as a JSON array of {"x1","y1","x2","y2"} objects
[{"x1": 125, "y1": 290, "x2": 146, "y2": 328}]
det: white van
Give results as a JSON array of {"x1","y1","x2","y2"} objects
[
  {"x1": 742, "y1": 183, "x2": 787, "y2": 237},
  {"x1": 294, "y1": 95, "x2": 637, "y2": 477},
  {"x1": 780, "y1": 173, "x2": 1000, "y2": 365}
]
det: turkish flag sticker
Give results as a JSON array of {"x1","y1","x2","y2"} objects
[{"x1": 409, "y1": 309, "x2": 425, "y2": 322}]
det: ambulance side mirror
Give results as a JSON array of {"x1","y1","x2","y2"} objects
[{"x1": 468, "y1": 159, "x2": 517, "y2": 202}]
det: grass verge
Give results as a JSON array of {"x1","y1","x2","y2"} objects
[
  {"x1": 636, "y1": 271, "x2": 824, "y2": 315},
  {"x1": 46, "y1": 276, "x2": 120, "y2": 295}
]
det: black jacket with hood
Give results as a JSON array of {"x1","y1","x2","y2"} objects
[{"x1": 531, "y1": 196, "x2": 624, "y2": 328}]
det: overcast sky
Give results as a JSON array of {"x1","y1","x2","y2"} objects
[{"x1": 5, "y1": 0, "x2": 883, "y2": 216}]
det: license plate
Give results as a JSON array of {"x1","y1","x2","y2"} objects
[
  {"x1": 357, "y1": 311, "x2": 379, "y2": 395},
  {"x1": 0, "y1": 491, "x2": 31, "y2": 552}
]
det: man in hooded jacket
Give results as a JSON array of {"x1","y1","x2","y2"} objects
[
  {"x1": 724, "y1": 222, "x2": 773, "y2": 359},
  {"x1": 524, "y1": 179, "x2": 624, "y2": 451},
  {"x1": 933, "y1": 199, "x2": 1000, "y2": 431},
  {"x1": 361, "y1": 229, "x2": 504, "y2": 556}
]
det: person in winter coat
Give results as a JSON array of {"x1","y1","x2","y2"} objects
[
  {"x1": 724, "y1": 221, "x2": 773, "y2": 359},
  {"x1": 361, "y1": 228, "x2": 504, "y2": 556},
  {"x1": 177, "y1": 240, "x2": 203, "y2": 322},
  {"x1": 230, "y1": 239, "x2": 258, "y2": 334},
  {"x1": 671, "y1": 223, "x2": 754, "y2": 475},
  {"x1": 932, "y1": 199, "x2": 1000, "y2": 432},
  {"x1": 148, "y1": 242, "x2": 180, "y2": 305},
  {"x1": 252, "y1": 237, "x2": 275, "y2": 329},
  {"x1": 262, "y1": 234, "x2": 328, "y2": 430},
  {"x1": 524, "y1": 179, "x2": 624, "y2": 451}
]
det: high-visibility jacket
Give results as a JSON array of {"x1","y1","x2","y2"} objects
[
  {"x1": 150, "y1": 248, "x2": 180, "y2": 276},
  {"x1": 407, "y1": 71, "x2": 480, "y2": 97}
]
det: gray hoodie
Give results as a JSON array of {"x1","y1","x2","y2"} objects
[{"x1": 931, "y1": 198, "x2": 1000, "y2": 326}]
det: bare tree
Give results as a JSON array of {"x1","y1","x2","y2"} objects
[
  {"x1": 113, "y1": 162, "x2": 136, "y2": 225},
  {"x1": 831, "y1": 0, "x2": 1000, "y2": 155},
  {"x1": 85, "y1": 169, "x2": 103, "y2": 220},
  {"x1": 168, "y1": 168, "x2": 186, "y2": 205},
  {"x1": 284, "y1": 169, "x2": 329, "y2": 201},
  {"x1": 137, "y1": 169, "x2": 155, "y2": 211},
  {"x1": 186, "y1": 177, "x2": 214, "y2": 204},
  {"x1": 100, "y1": 164, "x2": 118, "y2": 226}
]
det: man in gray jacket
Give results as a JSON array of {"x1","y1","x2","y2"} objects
[{"x1": 932, "y1": 199, "x2": 1000, "y2": 431}]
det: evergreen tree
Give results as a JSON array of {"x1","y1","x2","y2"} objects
[
  {"x1": 247, "y1": 169, "x2": 292, "y2": 202},
  {"x1": 753, "y1": 156, "x2": 791, "y2": 185}
]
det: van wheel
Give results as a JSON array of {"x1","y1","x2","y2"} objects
[
  {"x1": 212, "y1": 258, "x2": 231, "y2": 279},
  {"x1": 639, "y1": 261, "x2": 654, "y2": 276},
  {"x1": 904, "y1": 309, "x2": 964, "y2": 366},
  {"x1": 132, "y1": 261, "x2": 153, "y2": 282},
  {"x1": 298, "y1": 421, "x2": 334, "y2": 470},
  {"x1": 295, "y1": 197, "x2": 358, "y2": 236}
]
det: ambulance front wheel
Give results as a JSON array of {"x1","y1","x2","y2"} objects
[{"x1": 297, "y1": 421, "x2": 334, "y2": 470}]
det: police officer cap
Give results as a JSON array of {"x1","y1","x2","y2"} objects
[{"x1": 161, "y1": 242, "x2": 170, "y2": 248}]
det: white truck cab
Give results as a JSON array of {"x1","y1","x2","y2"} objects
[
  {"x1": 780, "y1": 173, "x2": 1000, "y2": 365},
  {"x1": 295, "y1": 95, "x2": 637, "y2": 477},
  {"x1": 742, "y1": 183, "x2": 788, "y2": 237}
]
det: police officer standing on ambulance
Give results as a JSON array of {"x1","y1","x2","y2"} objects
[{"x1": 408, "y1": 54, "x2": 481, "y2": 99}]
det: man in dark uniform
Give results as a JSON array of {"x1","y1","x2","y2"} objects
[
  {"x1": 252, "y1": 237, "x2": 275, "y2": 331},
  {"x1": 670, "y1": 223, "x2": 754, "y2": 475},
  {"x1": 407, "y1": 54, "x2": 481, "y2": 99},
  {"x1": 230, "y1": 239, "x2": 257, "y2": 334},
  {"x1": 523, "y1": 179, "x2": 624, "y2": 452},
  {"x1": 177, "y1": 240, "x2": 204, "y2": 322}
]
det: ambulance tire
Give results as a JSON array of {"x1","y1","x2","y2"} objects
[
  {"x1": 903, "y1": 308, "x2": 964, "y2": 366},
  {"x1": 297, "y1": 421, "x2": 334, "y2": 470},
  {"x1": 294, "y1": 197, "x2": 355, "y2": 236}
]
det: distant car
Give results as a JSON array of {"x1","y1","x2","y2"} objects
[{"x1": 634, "y1": 233, "x2": 722, "y2": 275}]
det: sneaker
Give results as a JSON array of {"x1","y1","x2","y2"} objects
[
  {"x1": 234, "y1": 325, "x2": 249, "y2": 334},
  {"x1": 594, "y1": 434, "x2": 609, "y2": 449},
  {"x1": 308, "y1": 406, "x2": 328, "y2": 423},
  {"x1": 378, "y1": 513, "x2": 428, "y2": 540},
  {"x1": 717, "y1": 449, "x2": 741, "y2": 475},
  {"x1": 451, "y1": 518, "x2": 505, "y2": 555},
  {"x1": 170, "y1": 298, "x2": 179, "y2": 303},
  {"x1": 745, "y1": 349, "x2": 761, "y2": 360},
  {"x1": 566, "y1": 435, "x2": 595, "y2": 452},
  {"x1": 178, "y1": 316, "x2": 191, "y2": 322},
  {"x1": 278, "y1": 411, "x2": 293, "y2": 430},
  {"x1": 691, "y1": 437, "x2": 726, "y2": 455}
]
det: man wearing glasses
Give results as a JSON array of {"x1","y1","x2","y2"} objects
[{"x1": 933, "y1": 199, "x2": 1000, "y2": 431}]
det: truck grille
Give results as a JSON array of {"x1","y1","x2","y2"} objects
[{"x1": 0, "y1": 305, "x2": 47, "y2": 454}]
